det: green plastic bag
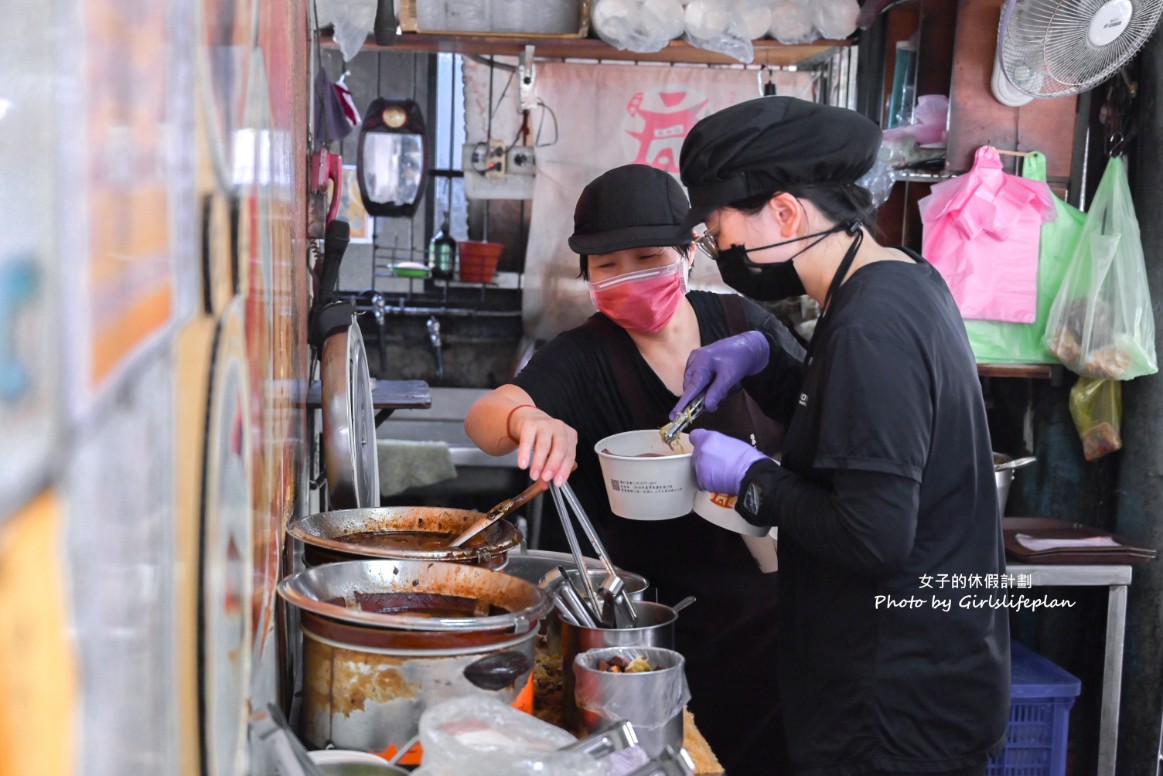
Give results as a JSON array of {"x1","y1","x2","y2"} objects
[
  {"x1": 965, "y1": 152, "x2": 1085, "y2": 363},
  {"x1": 1044, "y1": 156, "x2": 1158, "y2": 380}
]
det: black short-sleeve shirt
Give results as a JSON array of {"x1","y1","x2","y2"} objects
[
  {"x1": 512, "y1": 291, "x2": 801, "y2": 774},
  {"x1": 774, "y1": 252, "x2": 1010, "y2": 773}
]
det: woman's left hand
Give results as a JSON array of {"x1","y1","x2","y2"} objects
[{"x1": 689, "y1": 428, "x2": 770, "y2": 496}]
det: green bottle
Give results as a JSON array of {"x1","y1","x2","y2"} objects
[{"x1": 428, "y1": 213, "x2": 456, "y2": 280}]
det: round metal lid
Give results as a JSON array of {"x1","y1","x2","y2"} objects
[{"x1": 321, "y1": 320, "x2": 380, "y2": 509}]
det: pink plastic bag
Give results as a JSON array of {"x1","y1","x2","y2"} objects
[{"x1": 918, "y1": 146, "x2": 1056, "y2": 323}]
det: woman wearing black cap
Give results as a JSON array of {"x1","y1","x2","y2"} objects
[
  {"x1": 673, "y1": 96, "x2": 1009, "y2": 776},
  {"x1": 465, "y1": 163, "x2": 800, "y2": 773}
]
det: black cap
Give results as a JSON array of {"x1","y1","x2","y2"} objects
[
  {"x1": 679, "y1": 97, "x2": 882, "y2": 229},
  {"x1": 568, "y1": 164, "x2": 691, "y2": 255}
]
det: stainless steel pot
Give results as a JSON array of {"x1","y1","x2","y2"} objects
[
  {"x1": 277, "y1": 559, "x2": 553, "y2": 755},
  {"x1": 993, "y1": 453, "x2": 1036, "y2": 516},
  {"x1": 287, "y1": 506, "x2": 523, "y2": 569},
  {"x1": 504, "y1": 550, "x2": 653, "y2": 657},
  {"x1": 559, "y1": 601, "x2": 678, "y2": 728}
]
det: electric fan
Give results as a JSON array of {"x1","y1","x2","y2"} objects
[{"x1": 991, "y1": 0, "x2": 1163, "y2": 107}]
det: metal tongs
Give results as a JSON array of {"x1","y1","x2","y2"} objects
[
  {"x1": 659, "y1": 391, "x2": 705, "y2": 450},
  {"x1": 548, "y1": 481, "x2": 639, "y2": 629}
]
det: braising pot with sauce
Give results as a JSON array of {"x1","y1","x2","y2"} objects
[
  {"x1": 287, "y1": 506, "x2": 522, "y2": 569},
  {"x1": 277, "y1": 559, "x2": 552, "y2": 758}
]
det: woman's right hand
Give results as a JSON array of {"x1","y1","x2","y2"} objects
[
  {"x1": 671, "y1": 330, "x2": 771, "y2": 417},
  {"x1": 510, "y1": 405, "x2": 578, "y2": 486}
]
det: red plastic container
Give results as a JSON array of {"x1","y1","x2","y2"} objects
[{"x1": 458, "y1": 241, "x2": 503, "y2": 284}]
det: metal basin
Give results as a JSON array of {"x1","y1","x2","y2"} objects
[
  {"x1": 277, "y1": 560, "x2": 552, "y2": 754},
  {"x1": 287, "y1": 506, "x2": 523, "y2": 570}
]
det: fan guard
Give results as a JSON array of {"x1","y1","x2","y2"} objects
[{"x1": 997, "y1": 0, "x2": 1163, "y2": 100}]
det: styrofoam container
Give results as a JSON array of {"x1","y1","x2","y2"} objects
[{"x1": 594, "y1": 430, "x2": 696, "y2": 520}]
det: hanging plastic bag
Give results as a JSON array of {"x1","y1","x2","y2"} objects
[
  {"x1": 1069, "y1": 376, "x2": 1122, "y2": 461},
  {"x1": 1044, "y1": 156, "x2": 1157, "y2": 379},
  {"x1": 964, "y1": 152, "x2": 1085, "y2": 363},
  {"x1": 919, "y1": 146, "x2": 1056, "y2": 323},
  {"x1": 317, "y1": 0, "x2": 377, "y2": 62}
]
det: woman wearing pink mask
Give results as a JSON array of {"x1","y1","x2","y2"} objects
[{"x1": 465, "y1": 163, "x2": 803, "y2": 773}]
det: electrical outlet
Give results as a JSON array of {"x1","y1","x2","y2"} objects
[
  {"x1": 462, "y1": 143, "x2": 534, "y2": 200},
  {"x1": 507, "y1": 146, "x2": 535, "y2": 176},
  {"x1": 485, "y1": 139, "x2": 507, "y2": 178}
]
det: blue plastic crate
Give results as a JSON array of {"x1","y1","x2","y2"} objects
[{"x1": 988, "y1": 641, "x2": 1082, "y2": 776}]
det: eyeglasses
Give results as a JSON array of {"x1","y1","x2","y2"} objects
[{"x1": 693, "y1": 225, "x2": 719, "y2": 262}]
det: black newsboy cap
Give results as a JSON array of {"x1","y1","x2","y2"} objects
[{"x1": 679, "y1": 96, "x2": 882, "y2": 228}]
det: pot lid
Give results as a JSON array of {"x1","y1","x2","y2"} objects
[
  {"x1": 286, "y1": 506, "x2": 523, "y2": 562},
  {"x1": 321, "y1": 320, "x2": 379, "y2": 509}
]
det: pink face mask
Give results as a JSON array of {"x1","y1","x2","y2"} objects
[{"x1": 587, "y1": 259, "x2": 689, "y2": 333}]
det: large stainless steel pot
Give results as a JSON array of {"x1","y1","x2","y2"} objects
[
  {"x1": 287, "y1": 506, "x2": 522, "y2": 569},
  {"x1": 277, "y1": 559, "x2": 553, "y2": 755}
]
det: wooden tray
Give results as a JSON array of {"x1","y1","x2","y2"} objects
[{"x1": 1003, "y1": 517, "x2": 1157, "y2": 565}]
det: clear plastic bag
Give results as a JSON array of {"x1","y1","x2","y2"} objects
[
  {"x1": 741, "y1": 0, "x2": 776, "y2": 40},
  {"x1": 317, "y1": 0, "x2": 378, "y2": 62},
  {"x1": 769, "y1": 0, "x2": 816, "y2": 44},
  {"x1": 684, "y1": 0, "x2": 755, "y2": 63},
  {"x1": 810, "y1": 0, "x2": 859, "y2": 39},
  {"x1": 592, "y1": 0, "x2": 684, "y2": 53},
  {"x1": 411, "y1": 696, "x2": 608, "y2": 776},
  {"x1": 1044, "y1": 156, "x2": 1158, "y2": 379},
  {"x1": 1069, "y1": 377, "x2": 1123, "y2": 461}
]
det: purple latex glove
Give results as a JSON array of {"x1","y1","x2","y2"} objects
[
  {"x1": 671, "y1": 331, "x2": 771, "y2": 419},
  {"x1": 689, "y1": 428, "x2": 769, "y2": 496}
]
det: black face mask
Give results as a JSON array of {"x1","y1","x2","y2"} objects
[{"x1": 715, "y1": 220, "x2": 860, "y2": 301}]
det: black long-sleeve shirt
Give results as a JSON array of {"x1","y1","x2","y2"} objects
[{"x1": 735, "y1": 252, "x2": 1010, "y2": 775}]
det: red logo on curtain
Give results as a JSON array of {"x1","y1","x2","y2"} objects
[{"x1": 625, "y1": 90, "x2": 709, "y2": 173}]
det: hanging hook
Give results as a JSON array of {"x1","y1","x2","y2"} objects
[
  {"x1": 764, "y1": 66, "x2": 777, "y2": 97},
  {"x1": 757, "y1": 66, "x2": 777, "y2": 97}
]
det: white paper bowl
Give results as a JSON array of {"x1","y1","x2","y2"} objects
[
  {"x1": 692, "y1": 489, "x2": 770, "y2": 537},
  {"x1": 594, "y1": 430, "x2": 696, "y2": 520}
]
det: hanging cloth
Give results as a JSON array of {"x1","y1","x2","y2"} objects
[
  {"x1": 962, "y1": 152, "x2": 1085, "y2": 363},
  {"x1": 918, "y1": 145, "x2": 1056, "y2": 323}
]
